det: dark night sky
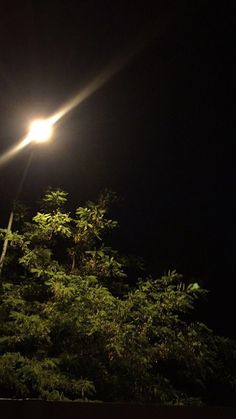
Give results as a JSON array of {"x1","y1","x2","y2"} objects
[{"x1": 0, "y1": 1, "x2": 235, "y2": 337}]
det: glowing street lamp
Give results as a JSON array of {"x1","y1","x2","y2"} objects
[{"x1": 27, "y1": 119, "x2": 54, "y2": 143}]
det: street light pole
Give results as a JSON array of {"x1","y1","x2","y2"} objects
[
  {"x1": 0, "y1": 117, "x2": 54, "y2": 276},
  {"x1": 0, "y1": 211, "x2": 14, "y2": 275},
  {"x1": 0, "y1": 152, "x2": 33, "y2": 275}
]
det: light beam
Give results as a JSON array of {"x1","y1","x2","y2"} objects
[
  {"x1": 0, "y1": 136, "x2": 31, "y2": 167},
  {"x1": 49, "y1": 41, "x2": 145, "y2": 125}
]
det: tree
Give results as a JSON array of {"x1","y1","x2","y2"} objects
[{"x1": 0, "y1": 189, "x2": 235, "y2": 404}]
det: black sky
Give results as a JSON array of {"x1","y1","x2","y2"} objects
[{"x1": 0, "y1": 1, "x2": 235, "y2": 337}]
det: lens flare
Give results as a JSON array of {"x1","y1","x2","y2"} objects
[
  {"x1": 49, "y1": 42, "x2": 144, "y2": 125},
  {"x1": 0, "y1": 136, "x2": 31, "y2": 167}
]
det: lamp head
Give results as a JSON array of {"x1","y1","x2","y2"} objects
[{"x1": 27, "y1": 119, "x2": 53, "y2": 143}]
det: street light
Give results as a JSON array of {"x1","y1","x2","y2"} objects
[
  {"x1": 0, "y1": 118, "x2": 55, "y2": 274},
  {"x1": 27, "y1": 119, "x2": 54, "y2": 143}
]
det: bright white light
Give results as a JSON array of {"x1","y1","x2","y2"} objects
[{"x1": 27, "y1": 119, "x2": 53, "y2": 143}]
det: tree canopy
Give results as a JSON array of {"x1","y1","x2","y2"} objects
[{"x1": 0, "y1": 189, "x2": 235, "y2": 404}]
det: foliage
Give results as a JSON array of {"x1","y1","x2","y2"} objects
[{"x1": 0, "y1": 189, "x2": 235, "y2": 404}]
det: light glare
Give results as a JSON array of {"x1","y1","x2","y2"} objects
[{"x1": 28, "y1": 119, "x2": 53, "y2": 143}]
